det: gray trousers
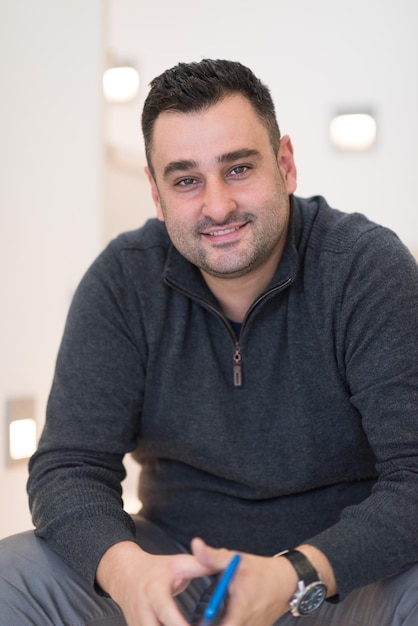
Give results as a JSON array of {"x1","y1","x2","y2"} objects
[{"x1": 1, "y1": 516, "x2": 417, "y2": 626}]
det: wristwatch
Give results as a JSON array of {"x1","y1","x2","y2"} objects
[{"x1": 275, "y1": 549, "x2": 327, "y2": 616}]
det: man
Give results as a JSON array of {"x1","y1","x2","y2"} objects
[{"x1": 0, "y1": 58, "x2": 417, "y2": 626}]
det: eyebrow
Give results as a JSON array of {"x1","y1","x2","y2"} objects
[
  {"x1": 218, "y1": 148, "x2": 261, "y2": 164},
  {"x1": 163, "y1": 159, "x2": 198, "y2": 179},
  {"x1": 163, "y1": 148, "x2": 261, "y2": 179}
]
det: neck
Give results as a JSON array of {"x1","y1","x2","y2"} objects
[{"x1": 201, "y1": 250, "x2": 282, "y2": 323}]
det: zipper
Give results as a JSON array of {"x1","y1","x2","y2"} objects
[
  {"x1": 233, "y1": 343, "x2": 242, "y2": 387},
  {"x1": 230, "y1": 277, "x2": 292, "y2": 388},
  {"x1": 164, "y1": 276, "x2": 293, "y2": 388}
]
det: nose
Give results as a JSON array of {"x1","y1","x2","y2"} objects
[{"x1": 201, "y1": 177, "x2": 238, "y2": 222}]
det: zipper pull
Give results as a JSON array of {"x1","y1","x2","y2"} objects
[{"x1": 233, "y1": 345, "x2": 243, "y2": 387}]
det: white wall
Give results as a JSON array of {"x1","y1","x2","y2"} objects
[
  {"x1": 104, "y1": 0, "x2": 418, "y2": 255},
  {"x1": 0, "y1": 1, "x2": 103, "y2": 538}
]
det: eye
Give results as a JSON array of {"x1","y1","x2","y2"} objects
[
  {"x1": 176, "y1": 177, "x2": 199, "y2": 187},
  {"x1": 229, "y1": 165, "x2": 250, "y2": 177}
]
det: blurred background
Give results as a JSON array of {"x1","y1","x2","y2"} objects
[{"x1": 1, "y1": 0, "x2": 417, "y2": 538}]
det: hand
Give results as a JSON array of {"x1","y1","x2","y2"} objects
[
  {"x1": 96, "y1": 540, "x2": 217, "y2": 626},
  {"x1": 191, "y1": 538, "x2": 298, "y2": 626}
]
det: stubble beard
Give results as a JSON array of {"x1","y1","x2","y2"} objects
[{"x1": 163, "y1": 208, "x2": 288, "y2": 280}]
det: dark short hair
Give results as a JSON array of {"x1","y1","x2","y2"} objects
[{"x1": 142, "y1": 58, "x2": 281, "y2": 174}]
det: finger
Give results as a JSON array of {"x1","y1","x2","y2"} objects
[
  {"x1": 152, "y1": 596, "x2": 190, "y2": 626},
  {"x1": 144, "y1": 579, "x2": 191, "y2": 626},
  {"x1": 171, "y1": 552, "x2": 220, "y2": 586},
  {"x1": 191, "y1": 538, "x2": 234, "y2": 571}
]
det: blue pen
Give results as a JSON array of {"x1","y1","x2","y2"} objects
[{"x1": 198, "y1": 554, "x2": 241, "y2": 626}]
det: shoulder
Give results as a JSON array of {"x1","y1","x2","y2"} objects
[
  {"x1": 108, "y1": 218, "x2": 170, "y2": 254},
  {"x1": 93, "y1": 218, "x2": 171, "y2": 277},
  {"x1": 294, "y1": 195, "x2": 417, "y2": 314},
  {"x1": 294, "y1": 195, "x2": 415, "y2": 272},
  {"x1": 296, "y1": 195, "x2": 381, "y2": 253},
  {"x1": 74, "y1": 219, "x2": 171, "y2": 301}
]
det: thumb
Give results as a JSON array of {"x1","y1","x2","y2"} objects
[{"x1": 191, "y1": 537, "x2": 233, "y2": 573}]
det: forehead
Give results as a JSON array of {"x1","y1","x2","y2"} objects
[{"x1": 149, "y1": 94, "x2": 271, "y2": 171}]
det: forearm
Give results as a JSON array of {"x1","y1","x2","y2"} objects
[
  {"x1": 96, "y1": 541, "x2": 148, "y2": 598},
  {"x1": 28, "y1": 447, "x2": 137, "y2": 585}
]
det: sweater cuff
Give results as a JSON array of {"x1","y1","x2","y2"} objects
[{"x1": 35, "y1": 508, "x2": 137, "y2": 589}]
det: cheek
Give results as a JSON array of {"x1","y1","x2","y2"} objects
[
  {"x1": 160, "y1": 193, "x2": 200, "y2": 226},
  {"x1": 161, "y1": 207, "x2": 192, "y2": 243}
]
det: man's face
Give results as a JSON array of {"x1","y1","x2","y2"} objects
[{"x1": 146, "y1": 93, "x2": 297, "y2": 281}]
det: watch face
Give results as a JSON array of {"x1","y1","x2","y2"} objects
[{"x1": 298, "y1": 582, "x2": 327, "y2": 615}]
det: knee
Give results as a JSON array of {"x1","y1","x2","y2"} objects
[
  {"x1": 381, "y1": 564, "x2": 418, "y2": 625},
  {"x1": 0, "y1": 530, "x2": 37, "y2": 568},
  {"x1": 0, "y1": 532, "x2": 41, "y2": 586}
]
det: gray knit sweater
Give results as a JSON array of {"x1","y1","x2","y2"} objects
[{"x1": 28, "y1": 195, "x2": 418, "y2": 600}]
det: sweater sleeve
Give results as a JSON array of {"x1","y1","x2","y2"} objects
[
  {"x1": 306, "y1": 223, "x2": 418, "y2": 599},
  {"x1": 27, "y1": 242, "x2": 145, "y2": 586}
]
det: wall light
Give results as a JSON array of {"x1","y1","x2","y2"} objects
[
  {"x1": 6, "y1": 397, "x2": 37, "y2": 466},
  {"x1": 330, "y1": 112, "x2": 377, "y2": 151},
  {"x1": 103, "y1": 66, "x2": 139, "y2": 103}
]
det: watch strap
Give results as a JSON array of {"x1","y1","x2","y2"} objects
[{"x1": 275, "y1": 549, "x2": 320, "y2": 585}]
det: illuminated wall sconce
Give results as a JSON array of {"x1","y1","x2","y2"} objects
[
  {"x1": 6, "y1": 397, "x2": 37, "y2": 466},
  {"x1": 330, "y1": 112, "x2": 377, "y2": 151},
  {"x1": 103, "y1": 65, "x2": 140, "y2": 103}
]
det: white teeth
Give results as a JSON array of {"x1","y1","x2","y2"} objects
[{"x1": 209, "y1": 227, "x2": 239, "y2": 236}]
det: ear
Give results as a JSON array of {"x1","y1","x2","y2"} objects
[
  {"x1": 277, "y1": 135, "x2": 297, "y2": 195},
  {"x1": 144, "y1": 166, "x2": 165, "y2": 221}
]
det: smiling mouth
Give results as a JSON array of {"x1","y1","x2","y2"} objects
[
  {"x1": 207, "y1": 226, "x2": 241, "y2": 236},
  {"x1": 202, "y1": 221, "x2": 250, "y2": 238}
]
